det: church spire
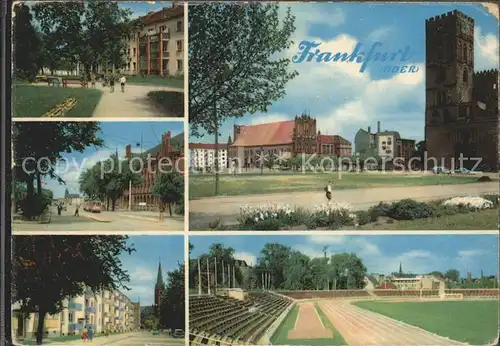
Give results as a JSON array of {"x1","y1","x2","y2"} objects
[
  {"x1": 398, "y1": 262, "x2": 403, "y2": 275},
  {"x1": 156, "y1": 258, "x2": 164, "y2": 288}
]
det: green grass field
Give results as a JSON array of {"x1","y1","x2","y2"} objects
[
  {"x1": 362, "y1": 208, "x2": 498, "y2": 230},
  {"x1": 14, "y1": 85, "x2": 102, "y2": 117},
  {"x1": 127, "y1": 75, "x2": 184, "y2": 88},
  {"x1": 270, "y1": 304, "x2": 346, "y2": 346},
  {"x1": 354, "y1": 300, "x2": 498, "y2": 345},
  {"x1": 148, "y1": 91, "x2": 184, "y2": 117},
  {"x1": 189, "y1": 172, "x2": 482, "y2": 198}
]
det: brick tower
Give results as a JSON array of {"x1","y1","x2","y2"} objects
[{"x1": 425, "y1": 10, "x2": 499, "y2": 170}]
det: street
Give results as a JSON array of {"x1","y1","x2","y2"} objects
[
  {"x1": 189, "y1": 182, "x2": 499, "y2": 229},
  {"x1": 13, "y1": 207, "x2": 184, "y2": 232},
  {"x1": 62, "y1": 331, "x2": 185, "y2": 345}
]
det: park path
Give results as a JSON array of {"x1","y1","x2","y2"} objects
[
  {"x1": 91, "y1": 84, "x2": 183, "y2": 117},
  {"x1": 189, "y1": 182, "x2": 499, "y2": 229},
  {"x1": 318, "y1": 300, "x2": 465, "y2": 345}
]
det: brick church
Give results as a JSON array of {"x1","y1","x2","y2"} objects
[
  {"x1": 425, "y1": 10, "x2": 499, "y2": 170},
  {"x1": 227, "y1": 114, "x2": 352, "y2": 168}
]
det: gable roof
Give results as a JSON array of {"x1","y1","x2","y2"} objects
[
  {"x1": 135, "y1": 6, "x2": 183, "y2": 26},
  {"x1": 231, "y1": 120, "x2": 295, "y2": 147}
]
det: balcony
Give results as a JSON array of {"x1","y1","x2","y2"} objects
[
  {"x1": 68, "y1": 302, "x2": 83, "y2": 311},
  {"x1": 85, "y1": 307, "x2": 96, "y2": 313}
]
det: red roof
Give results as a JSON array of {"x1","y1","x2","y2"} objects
[
  {"x1": 137, "y1": 6, "x2": 183, "y2": 26},
  {"x1": 189, "y1": 143, "x2": 227, "y2": 150},
  {"x1": 231, "y1": 120, "x2": 295, "y2": 147},
  {"x1": 318, "y1": 134, "x2": 335, "y2": 144},
  {"x1": 377, "y1": 283, "x2": 396, "y2": 289}
]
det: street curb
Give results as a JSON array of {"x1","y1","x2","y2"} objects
[
  {"x1": 121, "y1": 215, "x2": 160, "y2": 223},
  {"x1": 82, "y1": 213, "x2": 112, "y2": 223}
]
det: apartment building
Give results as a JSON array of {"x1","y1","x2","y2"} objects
[
  {"x1": 189, "y1": 143, "x2": 229, "y2": 170},
  {"x1": 12, "y1": 288, "x2": 139, "y2": 340},
  {"x1": 123, "y1": 2, "x2": 184, "y2": 76},
  {"x1": 390, "y1": 275, "x2": 444, "y2": 290}
]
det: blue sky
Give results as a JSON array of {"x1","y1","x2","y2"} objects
[
  {"x1": 190, "y1": 234, "x2": 499, "y2": 278},
  {"x1": 42, "y1": 121, "x2": 184, "y2": 198},
  {"x1": 118, "y1": 235, "x2": 184, "y2": 306},
  {"x1": 119, "y1": 1, "x2": 173, "y2": 19},
  {"x1": 190, "y1": 3, "x2": 499, "y2": 147}
]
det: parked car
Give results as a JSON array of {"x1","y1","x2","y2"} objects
[
  {"x1": 84, "y1": 201, "x2": 102, "y2": 213},
  {"x1": 454, "y1": 168, "x2": 480, "y2": 175},
  {"x1": 173, "y1": 329, "x2": 184, "y2": 338}
]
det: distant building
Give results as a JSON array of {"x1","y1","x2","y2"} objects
[
  {"x1": 227, "y1": 114, "x2": 352, "y2": 168},
  {"x1": 189, "y1": 143, "x2": 228, "y2": 170},
  {"x1": 65, "y1": 194, "x2": 83, "y2": 206},
  {"x1": 123, "y1": 1, "x2": 184, "y2": 76},
  {"x1": 389, "y1": 275, "x2": 444, "y2": 290},
  {"x1": 119, "y1": 131, "x2": 184, "y2": 210},
  {"x1": 354, "y1": 121, "x2": 416, "y2": 165},
  {"x1": 12, "y1": 288, "x2": 139, "y2": 340}
]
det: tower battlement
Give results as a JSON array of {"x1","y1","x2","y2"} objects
[
  {"x1": 425, "y1": 10, "x2": 474, "y2": 24},
  {"x1": 474, "y1": 69, "x2": 499, "y2": 77}
]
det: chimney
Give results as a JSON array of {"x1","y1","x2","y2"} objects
[
  {"x1": 377, "y1": 121, "x2": 381, "y2": 133},
  {"x1": 125, "y1": 144, "x2": 132, "y2": 160},
  {"x1": 368, "y1": 126, "x2": 371, "y2": 133}
]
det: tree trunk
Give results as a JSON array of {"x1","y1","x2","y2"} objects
[
  {"x1": 111, "y1": 198, "x2": 116, "y2": 211},
  {"x1": 36, "y1": 171, "x2": 42, "y2": 196},
  {"x1": 168, "y1": 203, "x2": 172, "y2": 216},
  {"x1": 36, "y1": 309, "x2": 46, "y2": 345}
]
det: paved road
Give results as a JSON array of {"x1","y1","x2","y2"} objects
[
  {"x1": 13, "y1": 208, "x2": 184, "y2": 232},
  {"x1": 189, "y1": 182, "x2": 499, "y2": 229},
  {"x1": 63, "y1": 331, "x2": 185, "y2": 345},
  {"x1": 91, "y1": 84, "x2": 183, "y2": 118}
]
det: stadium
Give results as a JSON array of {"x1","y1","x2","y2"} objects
[{"x1": 189, "y1": 256, "x2": 499, "y2": 346}]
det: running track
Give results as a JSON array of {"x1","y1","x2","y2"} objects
[{"x1": 318, "y1": 300, "x2": 465, "y2": 345}]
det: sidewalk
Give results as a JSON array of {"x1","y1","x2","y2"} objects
[{"x1": 81, "y1": 211, "x2": 112, "y2": 223}]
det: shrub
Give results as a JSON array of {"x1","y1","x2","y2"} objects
[
  {"x1": 482, "y1": 194, "x2": 500, "y2": 207},
  {"x1": 442, "y1": 196, "x2": 494, "y2": 210},
  {"x1": 387, "y1": 199, "x2": 435, "y2": 220},
  {"x1": 356, "y1": 210, "x2": 372, "y2": 225},
  {"x1": 478, "y1": 176, "x2": 491, "y2": 182},
  {"x1": 307, "y1": 202, "x2": 356, "y2": 229},
  {"x1": 238, "y1": 204, "x2": 299, "y2": 229},
  {"x1": 367, "y1": 202, "x2": 392, "y2": 221},
  {"x1": 19, "y1": 193, "x2": 52, "y2": 218}
]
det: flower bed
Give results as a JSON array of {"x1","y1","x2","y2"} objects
[{"x1": 236, "y1": 194, "x2": 499, "y2": 230}]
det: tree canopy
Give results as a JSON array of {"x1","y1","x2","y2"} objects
[
  {"x1": 151, "y1": 172, "x2": 184, "y2": 216},
  {"x1": 159, "y1": 262, "x2": 185, "y2": 330},
  {"x1": 13, "y1": 235, "x2": 135, "y2": 344}
]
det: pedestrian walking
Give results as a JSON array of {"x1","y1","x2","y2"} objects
[
  {"x1": 87, "y1": 326, "x2": 93, "y2": 342},
  {"x1": 109, "y1": 76, "x2": 115, "y2": 93},
  {"x1": 81, "y1": 327, "x2": 88, "y2": 342},
  {"x1": 74, "y1": 204, "x2": 80, "y2": 217},
  {"x1": 57, "y1": 203, "x2": 62, "y2": 216},
  {"x1": 325, "y1": 180, "x2": 332, "y2": 203},
  {"x1": 119, "y1": 75, "x2": 126, "y2": 92}
]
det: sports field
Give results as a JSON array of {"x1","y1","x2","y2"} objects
[
  {"x1": 14, "y1": 85, "x2": 102, "y2": 117},
  {"x1": 353, "y1": 300, "x2": 498, "y2": 345},
  {"x1": 271, "y1": 303, "x2": 346, "y2": 346},
  {"x1": 190, "y1": 172, "x2": 481, "y2": 198}
]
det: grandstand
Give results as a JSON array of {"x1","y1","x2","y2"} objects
[{"x1": 189, "y1": 291, "x2": 292, "y2": 345}]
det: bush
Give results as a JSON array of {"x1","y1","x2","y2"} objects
[
  {"x1": 482, "y1": 194, "x2": 500, "y2": 207},
  {"x1": 478, "y1": 176, "x2": 491, "y2": 182},
  {"x1": 306, "y1": 203, "x2": 356, "y2": 230},
  {"x1": 356, "y1": 210, "x2": 372, "y2": 225},
  {"x1": 367, "y1": 202, "x2": 392, "y2": 221},
  {"x1": 238, "y1": 204, "x2": 301, "y2": 230},
  {"x1": 148, "y1": 91, "x2": 183, "y2": 117},
  {"x1": 387, "y1": 199, "x2": 435, "y2": 220},
  {"x1": 19, "y1": 193, "x2": 52, "y2": 218}
]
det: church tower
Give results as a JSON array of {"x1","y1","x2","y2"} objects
[
  {"x1": 154, "y1": 259, "x2": 165, "y2": 316},
  {"x1": 425, "y1": 10, "x2": 475, "y2": 167}
]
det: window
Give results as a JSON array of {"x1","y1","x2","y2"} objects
[
  {"x1": 69, "y1": 312, "x2": 74, "y2": 323},
  {"x1": 176, "y1": 40, "x2": 183, "y2": 52},
  {"x1": 176, "y1": 20, "x2": 182, "y2": 32},
  {"x1": 133, "y1": 48, "x2": 136, "y2": 57},
  {"x1": 463, "y1": 69, "x2": 468, "y2": 83},
  {"x1": 177, "y1": 59, "x2": 183, "y2": 71}
]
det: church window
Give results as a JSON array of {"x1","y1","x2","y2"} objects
[{"x1": 463, "y1": 69, "x2": 468, "y2": 83}]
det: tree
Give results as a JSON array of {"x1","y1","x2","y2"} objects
[
  {"x1": 12, "y1": 235, "x2": 135, "y2": 344},
  {"x1": 444, "y1": 269, "x2": 460, "y2": 282},
  {"x1": 13, "y1": 3, "x2": 40, "y2": 80},
  {"x1": 13, "y1": 122, "x2": 103, "y2": 217},
  {"x1": 32, "y1": 2, "x2": 132, "y2": 75},
  {"x1": 151, "y1": 172, "x2": 184, "y2": 216},
  {"x1": 283, "y1": 251, "x2": 313, "y2": 290},
  {"x1": 257, "y1": 243, "x2": 292, "y2": 289},
  {"x1": 329, "y1": 253, "x2": 367, "y2": 290},
  {"x1": 189, "y1": 3, "x2": 298, "y2": 195},
  {"x1": 159, "y1": 262, "x2": 185, "y2": 330}
]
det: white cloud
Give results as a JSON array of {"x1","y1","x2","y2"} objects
[
  {"x1": 474, "y1": 26, "x2": 499, "y2": 71},
  {"x1": 367, "y1": 27, "x2": 393, "y2": 41},
  {"x1": 480, "y1": 3, "x2": 499, "y2": 19},
  {"x1": 234, "y1": 252, "x2": 257, "y2": 267}
]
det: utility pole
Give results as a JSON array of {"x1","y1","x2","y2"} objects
[
  {"x1": 197, "y1": 258, "x2": 201, "y2": 295},
  {"x1": 227, "y1": 264, "x2": 230, "y2": 288},
  {"x1": 206, "y1": 257, "x2": 210, "y2": 295},
  {"x1": 232, "y1": 265, "x2": 236, "y2": 288},
  {"x1": 214, "y1": 257, "x2": 217, "y2": 293},
  {"x1": 222, "y1": 260, "x2": 225, "y2": 287}
]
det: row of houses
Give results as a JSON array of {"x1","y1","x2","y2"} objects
[{"x1": 12, "y1": 288, "x2": 140, "y2": 340}]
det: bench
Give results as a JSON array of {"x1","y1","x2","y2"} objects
[{"x1": 62, "y1": 79, "x2": 88, "y2": 88}]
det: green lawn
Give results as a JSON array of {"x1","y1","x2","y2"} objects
[
  {"x1": 148, "y1": 91, "x2": 184, "y2": 117},
  {"x1": 14, "y1": 85, "x2": 102, "y2": 117},
  {"x1": 127, "y1": 75, "x2": 184, "y2": 88},
  {"x1": 362, "y1": 208, "x2": 498, "y2": 230},
  {"x1": 189, "y1": 172, "x2": 482, "y2": 198},
  {"x1": 271, "y1": 304, "x2": 346, "y2": 346},
  {"x1": 354, "y1": 300, "x2": 498, "y2": 345}
]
